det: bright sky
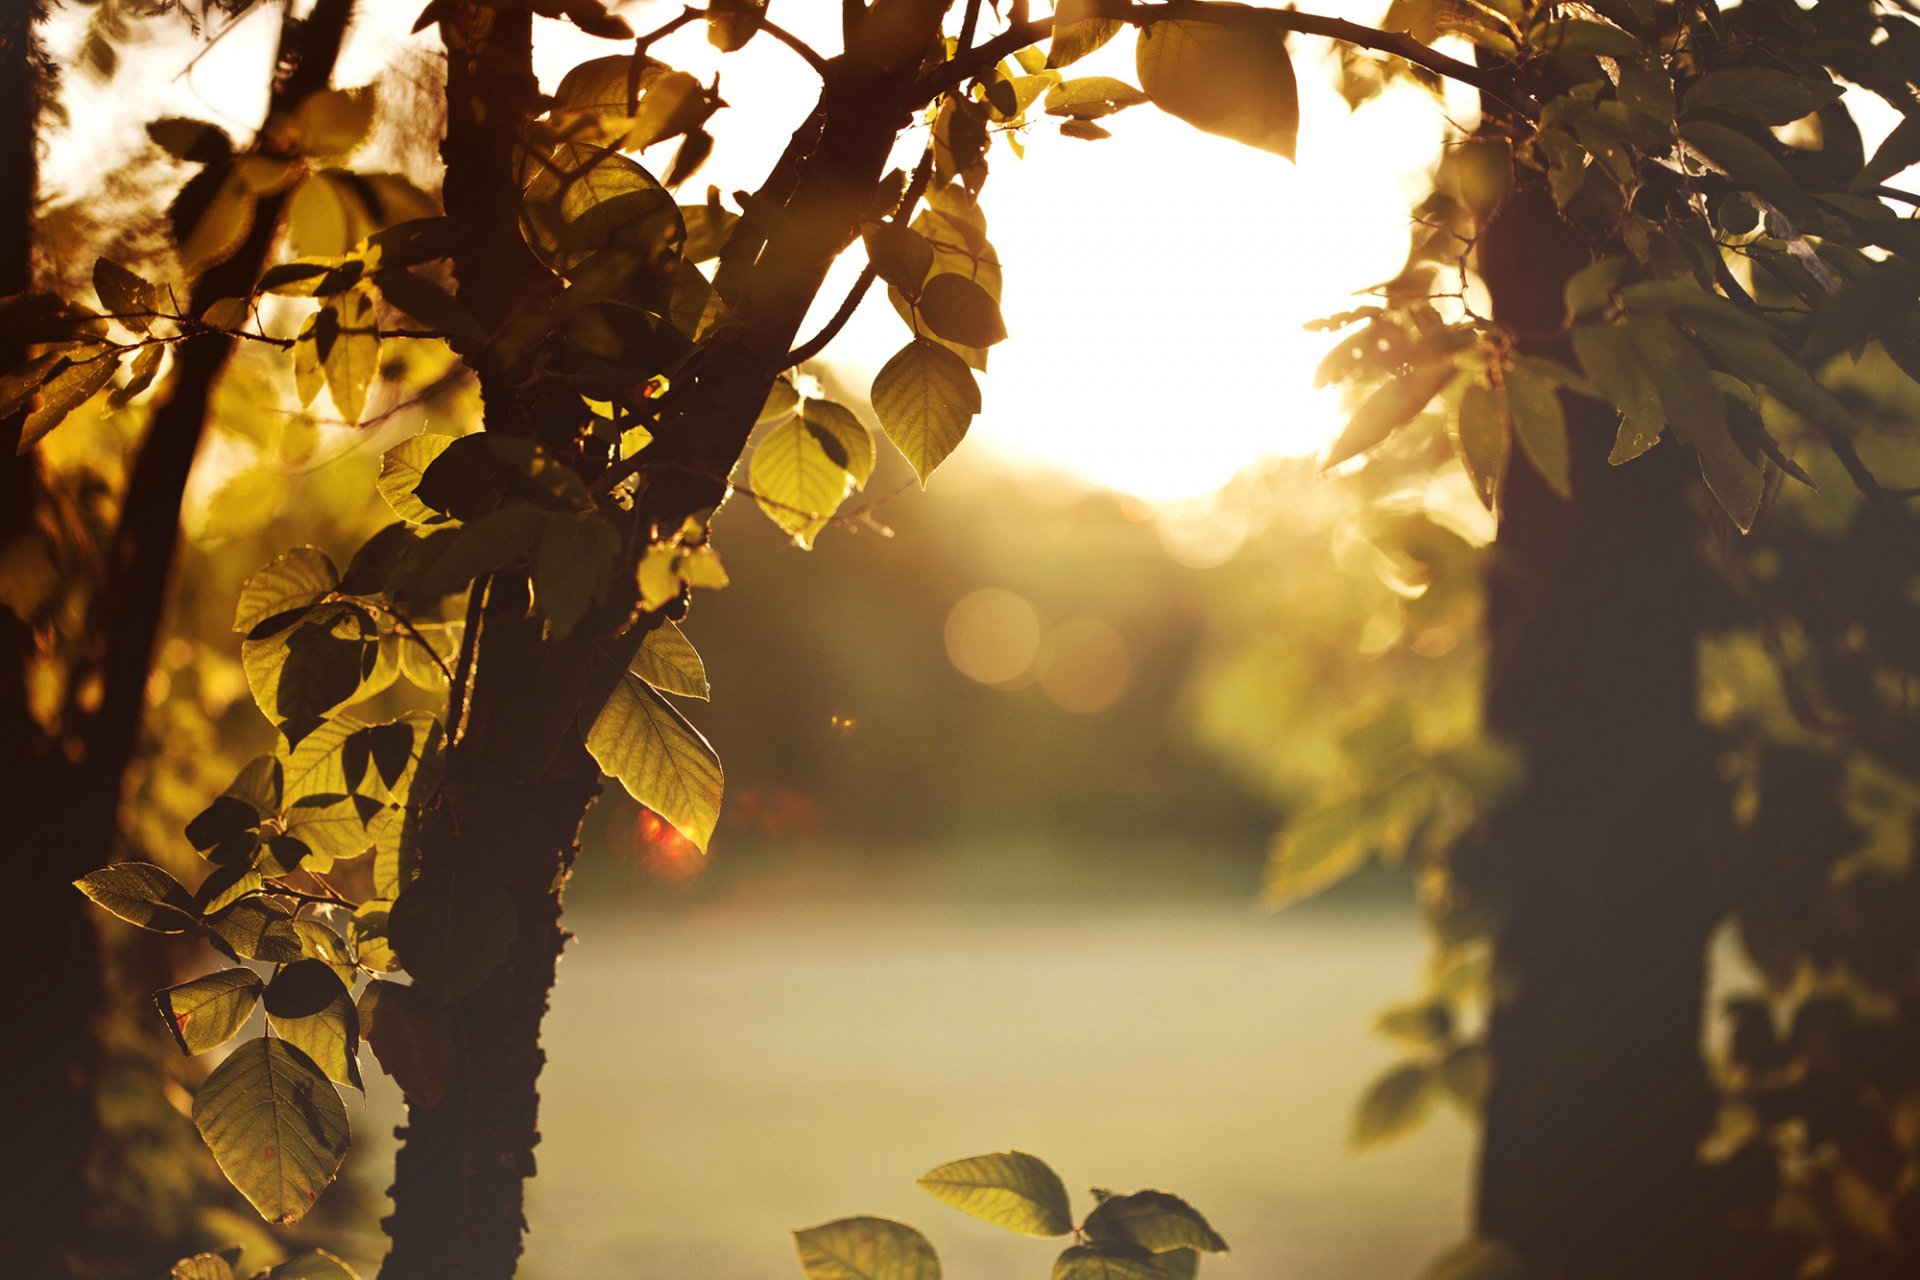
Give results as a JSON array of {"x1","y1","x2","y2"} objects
[{"x1": 50, "y1": 1, "x2": 1453, "y2": 503}]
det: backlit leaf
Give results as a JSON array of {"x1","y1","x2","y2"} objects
[
  {"x1": 156, "y1": 967, "x2": 263, "y2": 1054},
  {"x1": 584, "y1": 674, "x2": 724, "y2": 850},
  {"x1": 377, "y1": 432, "x2": 457, "y2": 524},
  {"x1": 1137, "y1": 19, "x2": 1299, "y2": 159},
  {"x1": 794, "y1": 1217, "x2": 941, "y2": 1280},
  {"x1": 632, "y1": 620, "x2": 709, "y2": 700},
  {"x1": 1353, "y1": 1061, "x2": 1433, "y2": 1148},
  {"x1": 235, "y1": 546, "x2": 340, "y2": 634},
  {"x1": 917, "y1": 1151, "x2": 1073, "y2": 1236},
  {"x1": 1324, "y1": 364, "x2": 1459, "y2": 469},
  {"x1": 751, "y1": 415, "x2": 857, "y2": 548},
  {"x1": 75, "y1": 863, "x2": 198, "y2": 933},
  {"x1": 917, "y1": 273, "x2": 1008, "y2": 348},
  {"x1": 319, "y1": 288, "x2": 380, "y2": 425},
  {"x1": 872, "y1": 339, "x2": 980, "y2": 485},
  {"x1": 264, "y1": 960, "x2": 362, "y2": 1090},
  {"x1": 1450, "y1": 381, "x2": 1506, "y2": 510},
  {"x1": 1082, "y1": 1191, "x2": 1229, "y2": 1253},
  {"x1": 191, "y1": 1038, "x2": 349, "y2": 1224}
]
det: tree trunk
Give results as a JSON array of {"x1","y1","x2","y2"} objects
[{"x1": 1470, "y1": 187, "x2": 1724, "y2": 1280}]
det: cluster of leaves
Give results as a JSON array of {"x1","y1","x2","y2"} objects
[
  {"x1": 1315, "y1": 0, "x2": 1920, "y2": 534},
  {"x1": 795, "y1": 1151, "x2": 1229, "y2": 1280},
  {"x1": 169, "y1": 1245, "x2": 361, "y2": 1280}
]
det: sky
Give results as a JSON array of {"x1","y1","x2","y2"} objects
[{"x1": 46, "y1": 0, "x2": 1467, "y2": 505}]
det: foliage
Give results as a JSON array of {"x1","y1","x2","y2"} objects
[
  {"x1": 797, "y1": 1151, "x2": 1228, "y2": 1280},
  {"x1": 13, "y1": 0, "x2": 1915, "y2": 1272}
]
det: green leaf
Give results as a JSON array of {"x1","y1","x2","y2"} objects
[
  {"x1": 751, "y1": 415, "x2": 858, "y2": 548},
  {"x1": 1137, "y1": 19, "x2": 1299, "y2": 159},
  {"x1": 171, "y1": 162, "x2": 257, "y2": 275},
  {"x1": 358, "y1": 979, "x2": 457, "y2": 1109},
  {"x1": 520, "y1": 143, "x2": 685, "y2": 281},
  {"x1": 319, "y1": 287, "x2": 380, "y2": 425},
  {"x1": 1561, "y1": 255, "x2": 1625, "y2": 321},
  {"x1": 1626, "y1": 314, "x2": 1760, "y2": 530},
  {"x1": 1436, "y1": 1042, "x2": 1490, "y2": 1108},
  {"x1": 1501, "y1": 363, "x2": 1570, "y2": 499},
  {"x1": 1450, "y1": 381, "x2": 1506, "y2": 510},
  {"x1": 191, "y1": 1037, "x2": 349, "y2": 1225},
  {"x1": 388, "y1": 869, "x2": 519, "y2": 997},
  {"x1": 1679, "y1": 121, "x2": 1812, "y2": 223},
  {"x1": 916, "y1": 274, "x2": 1008, "y2": 348},
  {"x1": 235, "y1": 546, "x2": 340, "y2": 635},
  {"x1": 93, "y1": 258, "x2": 157, "y2": 329},
  {"x1": 917, "y1": 1151, "x2": 1073, "y2": 1236},
  {"x1": 1681, "y1": 68, "x2": 1841, "y2": 127},
  {"x1": 1377, "y1": 999, "x2": 1454, "y2": 1045},
  {"x1": 584, "y1": 674, "x2": 724, "y2": 851},
  {"x1": 378, "y1": 432, "x2": 457, "y2": 524},
  {"x1": 1048, "y1": 0, "x2": 1123, "y2": 69},
  {"x1": 1353, "y1": 1061, "x2": 1433, "y2": 1148},
  {"x1": 632, "y1": 620, "x2": 709, "y2": 700},
  {"x1": 534, "y1": 511, "x2": 619, "y2": 638},
  {"x1": 803, "y1": 399, "x2": 876, "y2": 487},
  {"x1": 1572, "y1": 321, "x2": 1665, "y2": 463},
  {"x1": 156, "y1": 968, "x2": 263, "y2": 1055},
  {"x1": 794, "y1": 1217, "x2": 941, "y2": 1280},
  {"x1": 293, "y1": 86, "x2": 377, "y2": 155},
  {"x1": 264, "y1": 959, "x2": 363, "y2": 1090},
  {"x1": 1263, "y1": 799, "x2": 1373, "y2": 908},
  {"x1": 206, "y1": 898, "x2": 305, "y2": 964},
  {"x1": 871, "y1": 339, "x2": 980, "y2": 486},
  {"x1": 74, "y1": 863, "x2": 198, "y2": 933},
  {"x1": 1082, "y1": 1191, "x2": 1229, "y2": 1254},
  {"x1": 1323, "y1": 363, "x2": 1459, "y2": 469},
  {"x1": 242, "y1": 604, "x2": 377, "y2": 738}
]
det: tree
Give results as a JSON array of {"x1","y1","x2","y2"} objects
[{"x1": 13, "y1": 2, "x2": 1918, "y2": 1279}]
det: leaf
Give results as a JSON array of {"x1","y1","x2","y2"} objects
[
  {"x1": 916, "y1": 274, "x2": 1008, "y2": 348},
  {"x1": 864, "y1": 221, "x2": 935, "y2": 295},
  {"x1": 235, "y1": 546, "x2": 340, "y2": 635},
  {"x1": 1572, "y1": 321, "x2": 1665, "y2": 463},
  {"x1": 1053, "y1": 1242, "x2": 1181, "y2": 1280},
  {"x1": 917, "y1": 1151, "x2": 1073, "y2": 1236},
  {"x1": 1137, "y1": 19, "x2": 1299, "y2": 159},
  {"x1": 171, "y1": 1254, "x2": 237, "y2": 1280},
  {"x1": 1502, "y1": 363, "x2": 1570, "y2": 499},
  {"x1": 111, "y1": 344, "x2": 165, "y2": 407},
  {"x1": 1264, "y1": 800, "x2": 1373, "y2": 908},
  {"x1": 1679, "y1": 121, "x2": 1813, "y2": 223},
  {"x1": 378, "y1": 433, "x2": 458, "y2": 524},
  {"x1": 1625, "y1": 314, "x2": 1760, "y2": 530},
  {"x1": 1323, "y1": 363, "x2": 1459, "y2": 469},
  {"x1": 1855, "y1": 116, "x2": 1920, "y2": 191},
  {"x1": 156, "y1": 968, "x2": 263, "y2": 1055},
  {"x1": 520, "y1": 143, "x2": 684, "y2": 282},
  {"x1": 794, "y1": 1217, "x2": 941, "y2": 1280},
  {"x1": 358, "y1": 980, "x2": 457, "y2": 1109},
  {"x1": 1451, "y1": 381, "x2": 1506, "y2": 510},
  {"x1": 803, "y1": 400, "x2": 876, "y2": 487},
  {"x1": 751, "y1": 416, "x2": 857, "y2": 548},
  {"x1": 584, "y1": 674, "x2": 724, "y2": 851},
  {"x1": 632, "y1": 620, "x2": 708, "y2": 699},
  {"x1": 1436, "y1": 1042, "x2": 1490, "y2": 1108},
  {"x1": 264, "y1": 959, "x2": 363, "y2": 1090},
  {"x1": 242, "y1": 604, "x2": 376, "y2": 738},
  {"x1": 191, "y1": 1038, "x2": 349, "y2": 1225},
  {"x1": 1048, "y1": 0, "x2": 1123, "y2": 69},
  {"x1": 534, "y1": 511, "x2": 620, "y2": 638},
  {"x1": 1681, "y1": 68, "x2": 1841, "y2": 127},
  {"x1": 19, "y1": 351, "x2": 121, "y2": 451},
  {"x1": 1044, "y1": 77, "x2": 1151, "y2": 120},
  {"x1": 149, "y1": 117, "x2": 234, "y2": 163},
  {"x1": 319, "y1": 288, "x2": 380, "y2": 425},
  {"x1": 207, "y1": 898, "x2": 305, "y2": 964},
  {"x1": 293, "y1": 86, "x2": 376, "y2": 154},
  {"x1": 93, "y1": 258, "x2": 157, "y2": 329},
  {"x1": 259, "y1": 1250, "x2": 361, "y2": 1280},
  {"x1": 707, "y1": 0, "x2": 767, "y2": 51},
  {"x1": 1082, "y1": 1191, "x2": 1229, "y2": 1253},
  {"x1": 871, "y1": 339, "x2": 980, "y2": 485},
  {"x1": 171, "y1": 163, "x2": 257, "y2": 275},
  {"x1": 387, "y1": 869, "x2": 518, "y2": 997},
  {"x1": 74, "y1": 863, "x2": 197, "y2": 933},
  {"x1": 1353, "y1": 1061, "x2": 1433, "y2": 1148}
]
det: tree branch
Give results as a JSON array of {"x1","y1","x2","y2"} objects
[
  {"x1": 785, "y1": 151, "x2": 935, "y2": 367},
  {"x1": 912, "y1": 1, "x2": 1527, "y2": 115}
]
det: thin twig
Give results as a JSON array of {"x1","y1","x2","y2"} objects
[{"x1": 785, "y1": 151, "x2": 936, "y2": 366}]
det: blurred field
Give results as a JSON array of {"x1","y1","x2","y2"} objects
[{"x1": 360, "y1": 867, "x2": 1468, "y2": 1280}]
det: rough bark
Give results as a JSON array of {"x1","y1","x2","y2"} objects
[{"x1": 1471, "y1": 186, "x2": 1724, "y2": 1280}]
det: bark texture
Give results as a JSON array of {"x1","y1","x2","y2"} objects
[{"x1": 1471, "y1": 186, "x2": 1724, "y2": 1280}]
